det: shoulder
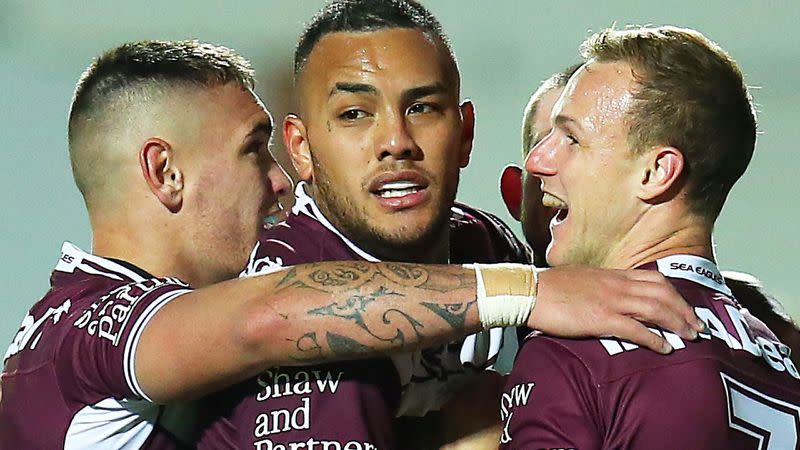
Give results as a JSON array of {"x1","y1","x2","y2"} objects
[
  {"x1": 242, "y1": 213, "x2": 350, "y2": 276},
  {"x1": 450, "y1": 202, "x2": 532, "y2": 264},
  {"x1": 515, "y1": 333, "x2": 597, "y2": 382}
]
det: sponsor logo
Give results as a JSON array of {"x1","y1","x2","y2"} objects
[
  {"x1": 250, "y1": 367, "x2": 384, "y2": 450},
  {"x1": 668, "y1": 262, "x2": 724, "y2": 285},
  {"x1": 499, "y1": 382, "x2": 535, "y2": 444},
  {"x1": 73, "y1": 277, "x2": 187, "y2": 345}
]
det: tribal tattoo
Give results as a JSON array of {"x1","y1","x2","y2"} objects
[{"x1": 276, "y1": 262, "x2": 479, "y2": 361}]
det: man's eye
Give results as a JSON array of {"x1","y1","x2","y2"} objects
[
  {"x1": 567, "y1": 134, "x2": 579, "y2": 145},
  {"x1": 339, "y1": 109, "x2": 368, "y2": 121},
  {"x1": 407, "y1": 103, "x2": 435, "y2": 115}
]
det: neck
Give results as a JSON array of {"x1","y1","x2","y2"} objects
[
  {"x1": 603, "y1": 207, "x2": 715, "y2": 270},
  {"x1": 363, "y1": 226, "x2": 451, "y2": 264},
  {"x1": 90, "y1": 214, "x2": 207, "y2": 287}
]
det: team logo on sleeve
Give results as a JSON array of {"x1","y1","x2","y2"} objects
[{"x1": 4, "y1": 299, "x2": 72, "y2": 361}]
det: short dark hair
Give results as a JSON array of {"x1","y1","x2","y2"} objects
[
  {"x1": 581, "y1": 26, "x2": 757, "y2": 219},
  {"x1": 522, "y1": 63, "x2": 582, "y2": 154},
  {"x1": 68, "y1": 40, "x2": 255, "y2": 197},
  {"x1": 69, "y1": 40, "x2": 254, "y2": 142},
  {"x1": 294, "y1": 0, "x2": 456, "y2": 77}
]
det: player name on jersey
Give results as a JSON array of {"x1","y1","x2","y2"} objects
[
  {"x1": 599, "y1": 304, "x2": 799, "y2": 379},
  {"x1": 500, "y1": 255, "x2": 800, "y2": 450}
]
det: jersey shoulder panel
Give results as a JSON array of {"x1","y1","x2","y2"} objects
[{"x1": 1, "y1": 243, "x2": 192, "y2": 448}]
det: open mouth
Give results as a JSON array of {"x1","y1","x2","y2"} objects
[
  {"x1": 374, "y1": 181, "x2": 423, "y2": 198},
  {"x1": 367, "y1": 171, "x2": 430, "y2": 210},
  {"x1": 542, "y1": 192, "x2": 569, "y2": 225}
]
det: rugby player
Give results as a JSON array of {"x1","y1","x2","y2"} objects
[
  {"x1": 197, "y1": 1, "x2": 529, "y2": 448},
  {"x1": 0, "y1": 37, "x2": 702, "y2": 449},
  {"x1": 501, "y1": 26, "x2": 800, "y2": 449},
  {"x1": 504, "y1": 65, "x2": 800, "y2": 371},
  {"x1": 500, "y1": 64, "x2": 580, "y2": 266}
]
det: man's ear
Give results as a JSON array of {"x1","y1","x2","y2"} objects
[
  {"x1": 139, "y1": 138, "x2": 182, "y2": 213},
  {"x1": 284, "y1": 113, "x2": 313, "y2": 182},
  {"x1": 500, "y1": 164, "x2": 523, "y2": 221},
  {"x1": 458, "y1": 100, "x2": 475, "y2": 168},
  {"x1": 638, "y1": 146, "x2": 685, "y2": 202}
]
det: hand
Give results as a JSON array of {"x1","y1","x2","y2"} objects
[{"x1": 530, "y1": 266, "x2": 705, "y2": 353}]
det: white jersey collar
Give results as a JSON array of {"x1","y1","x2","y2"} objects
[
  {"x1": 655, "y1": 254, "x2": 732, "y2": 296},
  {"x1": 56, "y1": 242, "x2": 147, "y2": 283}
]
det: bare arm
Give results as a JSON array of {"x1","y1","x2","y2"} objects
[
  {"x1": 136, "y1": 262, "x2": 703, "y2": 403},
  {"x1": 137, "y1": 262, "x2": 480, "y2": 402}
]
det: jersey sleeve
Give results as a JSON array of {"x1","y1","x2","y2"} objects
[
  {"x1": 500, "y1": 337, "x2": 604, "y2": 449},
  {"x1": 56, "y1": 277, "x2": 191, "y2": 403}
]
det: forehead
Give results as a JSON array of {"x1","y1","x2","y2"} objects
[
  {"x1": 556, "y1": 60, "x2": 637, "y2": 132},
  {"x1": 300, "y1": 28, "x2": 455, "y2": 96}
]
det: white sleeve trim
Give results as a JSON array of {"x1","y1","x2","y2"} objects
[{"x1": 123, "y1": 288, "x2": 191, "y2": 402}]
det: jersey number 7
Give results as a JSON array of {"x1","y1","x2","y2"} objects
[{"x1": 721, "y1": 372, "x2": 800, "y2": 449}]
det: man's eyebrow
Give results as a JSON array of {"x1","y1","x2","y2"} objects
[
  {"x1": 329, "y1": 82, "x2": 377, "y2": 97},
  {"x1": 402, "y1": 83, "x2": 446, "y2": 104},
  {"x1": 554, "y1": 114, "x2": 582, "y2": 132}
]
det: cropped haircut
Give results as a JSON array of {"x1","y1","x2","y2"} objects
[
  {"x1": 69, "y1": 40, "x2": 254, "y2": 141},
  {"x1": 294, "y1": 0, "x2": 457, "y2": 80},
  {"x1": 68, "y1": 40, "x2": 255, "y2": 196},
  {"x1": 580, "y1": 26, "x2": 757, "y2": 219},
  {"x1": 522, "y1": 63, "x2": 582, "y2": 155}
]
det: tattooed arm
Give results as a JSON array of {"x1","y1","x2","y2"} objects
[
  {"x1": 136, "y1": 261, "x2": 479, "y2": 403},
  {"x1": 134, "y1": 262, "x2": 703, "y2": 403}
]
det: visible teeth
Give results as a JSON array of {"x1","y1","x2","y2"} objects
[
  {"x1": 381, "y1": 181, "x2": 419, "y2": 190},
  {"x1": 542, "y1": 193, "x2": 567, "y2": 209},
  {"x1": 379, "y1": 187, "x2": 419, "y2": 198}
]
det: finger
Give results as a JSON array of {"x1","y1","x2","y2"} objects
[
  {"x1": 603, "y1": 316, "x2": 674, "y2": 354},
  {"x1": 620, "y1": 290, "x2": 698, "y2": 341},
  {"x1": 621, "y1": 272, "x2": 705, "y2": 334}
]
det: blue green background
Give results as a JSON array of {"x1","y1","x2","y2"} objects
[{"x1": 1, "y1": 1, "x2": 798, "y2": 347}]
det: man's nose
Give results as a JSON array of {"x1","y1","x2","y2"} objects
[
  {"x1": 375, "y1": 112, "x2": 422, "y2": 161},
  {"x1": 525, "y1": 131, "x2": 558, "y2": 177}
]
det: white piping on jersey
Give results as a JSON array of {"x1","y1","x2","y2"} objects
[
  {"x1": 290, "y1": 181, "x2": 381, "y2": 262},
  {"x1": 64, "y1": 397, "x2": 159, "y2": 449},
  {"x1": 263, "y1": 238, "x2": 295, "y2": 253},
  {"x1": 124, "y1": 288, "x2": 192, "y2": 402},
  {"x1": 57, "y1": 242, "x2": 147, "y2": 283},
  {"x1": 56, "y1": 243, "x2": 193, "y2": 401},
  {"x1": 655, "y1": 254, "x2": 732, "y2": 296}
]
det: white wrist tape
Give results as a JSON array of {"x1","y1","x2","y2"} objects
[{"x1": 466, "y1": 263, "x2": 539, "y2": 329}]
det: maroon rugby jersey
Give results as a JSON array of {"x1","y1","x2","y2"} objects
[
  {"x1": 0, "y1": 242, "x2": 196, "y2": 449},
  {"x1": 197, "y1": 182, "x2": 530, "y2": 450},
  {"x1": 501, "y1": 254, "x2": 800, "y2": 450}
]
